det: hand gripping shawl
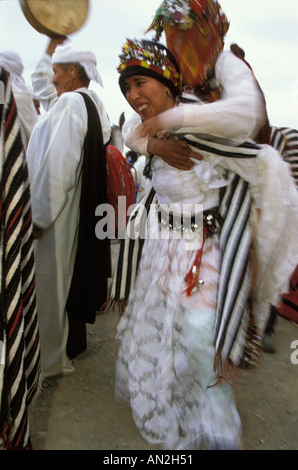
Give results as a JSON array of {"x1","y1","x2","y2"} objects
[
  {"x1": 0, "y1": 68, "x2": 41, "y2": 450},
  {"x1": 107, "y1": 136, "x2": 262, "y2": 378}
]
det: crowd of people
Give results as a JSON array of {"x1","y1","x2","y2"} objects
[{"x1": 0, "y1": 0, "x2": 297, "y2": 451}]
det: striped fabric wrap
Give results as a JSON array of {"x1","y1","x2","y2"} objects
[
  {"x1": 0, "y1": 68, "x2": 42, "y2": 450},
  {"x1": 270, "y1": 126, "x2": 298, "y2": 188},
  {"x1": 108, "y1": 136, "x2": 261, "y2": 375},
  {"x1": 110, "y1": 186, "x2": 157, "y2": 304},
  {"x1": 270, "y1": 126, "x2": 298, "y2": 323},
  {"x1": 215, "y1": 173, "x2": 257, "y2": 372}
]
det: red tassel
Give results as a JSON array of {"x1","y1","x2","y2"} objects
[{"x1": 183, "y1": 226, "x2": 207, "y2": 297}]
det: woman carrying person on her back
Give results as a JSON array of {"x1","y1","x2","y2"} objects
[{"x1": 109, "y1": 32, "x2": 298, "y2": 450}]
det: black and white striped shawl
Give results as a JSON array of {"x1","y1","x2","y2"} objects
[
  {"x1": 270, "y1": 126, "x2": 298, "y2": 323},
  {"x1": 0, "y1": 69, "x2": 41, "y2": 450},
  {"x1": 109, "y1": 136, "x2": 261, "y2": 373},
  {"x1": 270, "y1": 126, "x2": 298, "y2": 188}
]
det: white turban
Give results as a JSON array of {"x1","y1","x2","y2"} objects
[
  {"x1": 0, "y1": 50, "x2": 29, "y2": 93},
  {"x1": 52, "y1": 44, "x2": 103, "y2": 87}
]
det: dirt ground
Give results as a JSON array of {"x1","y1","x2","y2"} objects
[{"x1": 29, "y1": 243, "x2": 298, "y2": 451}]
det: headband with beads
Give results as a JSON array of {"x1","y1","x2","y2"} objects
[{"x1": 118, "y1": 39, "x2": 182, "y2": 96}]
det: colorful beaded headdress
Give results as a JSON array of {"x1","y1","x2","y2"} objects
[
  {"x1": 146, "y1": 0, "x2": 230, "y2": 90},
  {"x1": 118, "y1": 39, "x2": 182, "y2": 97}
]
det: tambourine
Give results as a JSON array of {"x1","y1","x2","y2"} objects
[{"x1": 20, "y1": 0, "x2": 89, "y2": 37}]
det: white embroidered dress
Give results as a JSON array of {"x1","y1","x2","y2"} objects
[
  {"x1": 115, "y1": 51, "x2": 298, "y2": 450},
  {"x1": 115, "y1": 141, "x2": 298, "y2": 449}
]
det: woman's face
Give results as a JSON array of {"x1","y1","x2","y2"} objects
[{"x1": 123, "y1": 75, "x2": 175, "y2": 121}]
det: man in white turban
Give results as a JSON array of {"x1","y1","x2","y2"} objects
[
  {"x1": 0, "y1": 50, "x2": 38, "y2": 148},
  {"x1": 52, "y1": 44, "x2": 104, "y2": 88},
  {"x1": 31, "y1": 38, "x2": 104, "y2": 111},
  {"x1": 26, "y1": 42, "x2": 111, "y2": 379}
]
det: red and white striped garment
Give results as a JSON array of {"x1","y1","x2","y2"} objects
[{"x1": 0, "y1": 68, "x2": 41, "y2": 450}]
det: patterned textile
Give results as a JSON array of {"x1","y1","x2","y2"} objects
[
  {"x1": 108, "y1": 136, "x2": 261, "y2": 374},
  {"x1": 270, "y1": 126, "x2": 298, "y2": 323},
  {"x1": 0, "y1": 68, "x2": 41, "y2": 450},
  {"x1": 270, "y1": 127, "x2": 298, "y2": 188},
  {"x1": 215, "y1": 174, "x2": 255, "y2": 369},
  {"x1": 106, "y1": 145, "x2": 136, "y2": 237},
  {"x1": 146, "y1": 0, "x2": 229, "y2": 91},
  {"x1": 109, "y1": 186, "x2": 156, "y2": 303}
]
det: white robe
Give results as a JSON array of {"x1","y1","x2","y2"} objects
[
  {"x1": 13, "y1": 87, "x2": 38, "y2": 149},
  {"x1": 31, "y1": 53, "x2": 58, "y2": 112},
  {"x1": 26, "y1": 88, "x2": 110, "y2": 378}
]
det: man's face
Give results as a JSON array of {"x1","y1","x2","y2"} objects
[{"x1": 52, "y1": 63, "x2": 73, "y2": 97}]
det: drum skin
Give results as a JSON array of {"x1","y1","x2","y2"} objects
[{"x1": 20, "y1": 0, "x2": 89, "y2": 37}]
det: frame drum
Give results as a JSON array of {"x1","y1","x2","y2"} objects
[{"x1": 20, "y1": 0, "x2": 89, "y2": 37}]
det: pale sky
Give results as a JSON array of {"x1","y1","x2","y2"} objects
[{"x1": 0, "y1": 0, "x2": 297, "y2": 129}]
